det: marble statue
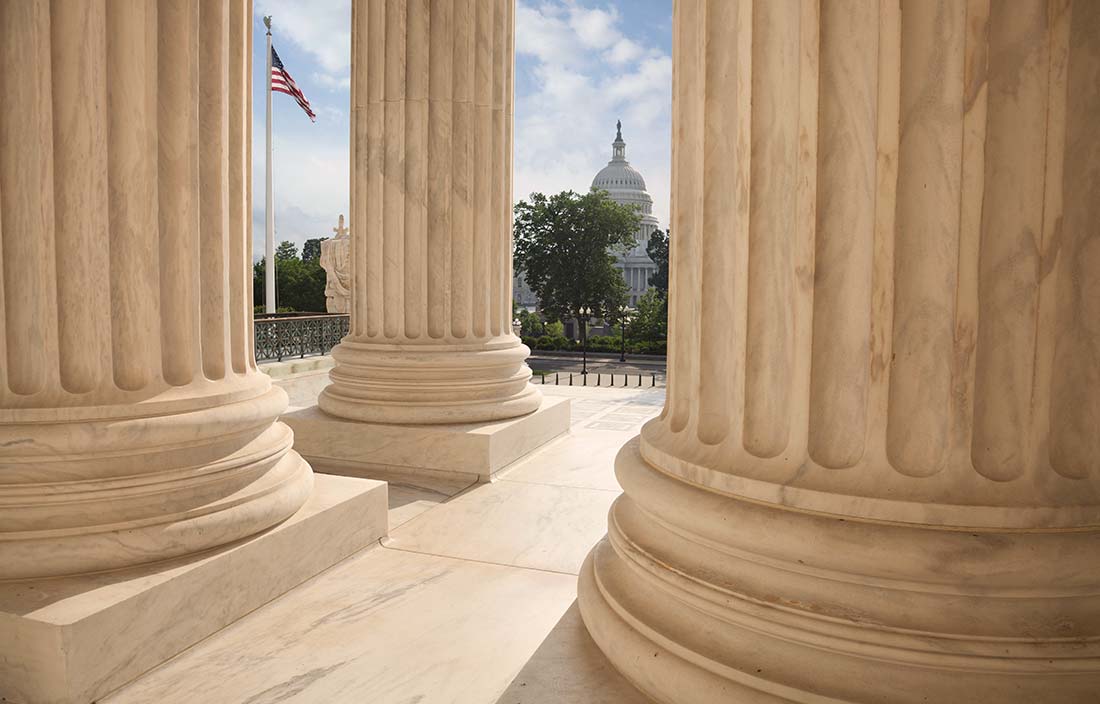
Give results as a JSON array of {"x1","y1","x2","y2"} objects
[{"x1": 320, "y1": 214, "x2": 351, "y2": 314}]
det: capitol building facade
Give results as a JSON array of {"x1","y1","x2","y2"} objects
[{"x1": 514, "y1": 122, "x2": 662, "y2": 310}]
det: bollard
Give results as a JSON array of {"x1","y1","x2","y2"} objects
[
  {"x1": 569, "y1": 373, "x2": 573, "y2": 386},
  {"x1": 597, "y1": 373, "x2": 601, "y2": 387},
  {"x1": 556, "y1": 373, "x2": 560, "y2": 385}
]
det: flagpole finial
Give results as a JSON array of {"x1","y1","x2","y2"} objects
[{"x1": 263, "y1": 15, "x2": 272, "y2": 34}]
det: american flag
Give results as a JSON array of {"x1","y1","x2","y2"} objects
[{"x1": 271, "y1": 46, "x2": 316, "y2": 122}]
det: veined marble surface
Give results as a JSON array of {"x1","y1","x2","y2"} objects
[
  {"x1": 104, "y1": 385, "x2": 660, "y2": 703},
  {"x1": 104, "y1": 547, "x2": 578, "y2": 704},
  {"x1": 386, "y1": 477, "x2": 619, "y2": 575}
]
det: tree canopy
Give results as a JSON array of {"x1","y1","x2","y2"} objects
[
  {"x1": 513, "y1": 189, "x2": 640, "y2": 323},
  {"x1": 630, "y1": 287, "x2": 668, "y2": 342},
  {"x1": 254, "y1": 240, "x2": 327, "y2": 313},
  {"x1": 646, "y1": 228, "x2": 669, "y2": 294},
  {"x1": 302, "y1": 237, "x2": 326, "y2": 262}
]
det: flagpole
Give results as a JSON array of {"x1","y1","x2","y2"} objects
[{"x1": 264, "y1": 16, "x2": 276, "y2": 313}]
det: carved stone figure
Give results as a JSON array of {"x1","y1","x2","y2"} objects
[{"x1": 320, "y1": 214, "x2": 351, "y2": 314}]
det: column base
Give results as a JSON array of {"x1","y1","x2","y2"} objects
[
  {"x1": 284, "y1": 396, "x2": 571, "y2": 483},
  {"x1": 578, "y1": 439, "x2": 1100, "y2": 704},
  {"x1": 0, "y1": 474, "x2": 388, "y2": 704},
  {"x1": 319, "y1": 339, "x2": 543, "y2": 424}
]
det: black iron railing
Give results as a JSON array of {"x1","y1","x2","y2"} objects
[{"x1": 254, "y1": 314, "x2": 349, "y2": 362}]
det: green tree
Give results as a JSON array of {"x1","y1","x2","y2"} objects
[
  {"x1": 302, "y1": 237, "x2": 326, "y2": 262},
  {"x1": 513, "y1": 189, "x2": 639, "y2": 324},
  {"x1": 630, "y1": 288, "x2": 668, "y2": 343},
  {"x1": 646, "y1": 228, "x2": 669, "y2": 294},
  {"x1": 517, "y1": 309, "x2": 544, "y2": 337},
  {"x1": 253, "y1": 240, "x2": 328, "y2": 312},
  {"x1": 275, "y1": 240, "x2": 298, "y2": 261}
]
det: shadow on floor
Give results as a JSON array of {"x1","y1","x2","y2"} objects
[{"x1": 495, "y1": 601, "x2": 652, "y2": 704}]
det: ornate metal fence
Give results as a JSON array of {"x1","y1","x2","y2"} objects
[{"x1": 254, "y1": 314, "x2": 349, "y2": 363}]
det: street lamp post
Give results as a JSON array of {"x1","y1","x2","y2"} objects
[
  {"x1": 618, "y1": 306, "x2": 633, "y2": 363},
  {"x1": 578, "y1": 306, "x2": 592, "y2": 378}
]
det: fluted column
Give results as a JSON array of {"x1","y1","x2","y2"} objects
[
  {"x1": 0, "y1": 0, "x2": 313, "y2": 581},
  {"x1": 320, "y1": 0, "x2": 539, "y2": 424},
  {"x1": 579, "y1": 1, "x2": 1100, "y2": 702}
]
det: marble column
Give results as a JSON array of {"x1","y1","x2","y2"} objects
[
  {"x1": 579, "y1": 1, "x2": 1100, "y2": 701},
  {"x1": 0, "y1": 0, "x2": 313, "y2": 581},
  {"x1": 320, "y1": 0, "x2": 540, "y2": 424}
]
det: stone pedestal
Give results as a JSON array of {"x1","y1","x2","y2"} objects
[
  {"x1": 285, "y1": 395, "x2": 570, "y2": 484},
  {"x1": 0, "y1": 3, "x2": 387, "y2": 702},
  {"x1": 578, "y1": 1, "x2": 1100, "y2": 702}
]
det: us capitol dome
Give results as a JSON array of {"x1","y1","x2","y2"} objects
[
  {"x1": 591, "y1": 120, "x2": 662, "y2": 307},
  {"x1": 513, "y1": 121, "x2": 663, "y2": 311}
]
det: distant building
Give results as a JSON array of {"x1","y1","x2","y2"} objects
[
  {"x1": 513, "y1": 121, "x2": 663, "y2": 311},
  {"x1": 590, "y1": 121, "x2": 662, "y2": 307}
]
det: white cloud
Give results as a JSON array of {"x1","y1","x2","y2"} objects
[
  {"x1": 312, "y1": 72, "x2": 352, "y2": 91},
  {"x1": 606, "y1": 37, "x2": 644, "y2": 64},
  {"x1": 514, "y1": 1, "x2": 672, "y2": 227},
  {"x1": 251, "y1": 124, "x2": 349, "y2": 260},
  {"x1": 257, "y1": 0, "x2": 350, "y2": 84},
  {"x1": 567, "y1": 6, "x2": 620, "y2": 50},
  {"x1": 515, "y1": 3, "x2": 586, "y2": 67}
]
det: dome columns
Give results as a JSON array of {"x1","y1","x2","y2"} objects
[{"x1": 579, "y1": 0, "x2": 1100, "y2": 701}]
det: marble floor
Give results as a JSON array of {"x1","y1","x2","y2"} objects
[{"x1": 103, "y1": 385, "x2": 662, "y2": 704}]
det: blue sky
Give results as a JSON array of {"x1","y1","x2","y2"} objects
[{"x1": 251, "y1": 0, "x2": 672, "y2": 260}]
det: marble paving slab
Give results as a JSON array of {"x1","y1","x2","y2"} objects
[
  {"x1": 494, "y1": 602, "x2": 652, "y2": 704},
  {"x1": 386, "y1": 478, "x2": 618, "y2": 575},
  {"x1": 387, "y1": 479, "x2": 476, "y2": 529},
  {"x1": 499, "y1": 393, "x2": 660, "y2": 492},
  {"x1": 273, "y1": 368, "x2": 332, "y2": 410},
  {"x1": 103, "y1": 548, "x2": 578, "y2": 704},
  {"x1": 500, "y1": 432, "x2": 625, "y2": 492},
  {"x1": 310, "y1": 457, "x2": 477, "y2": 530}
]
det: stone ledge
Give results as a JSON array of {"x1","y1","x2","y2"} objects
[
  {"x1": 258, "y1": 354, "x2": 336, "y2": 379},
  {"x1": 284, "y1": 396, "x2": 571, "y2": 483},
  {"x1": 0, "y1": 474, "x2": 388, "y2": 704}
]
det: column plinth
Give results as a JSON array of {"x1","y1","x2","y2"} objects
[
  {"x1": 319, "y1": 0, "x2": 540, "y2": 426},
  {"x1": 579, "y1": 1, "x2": 1100, "y2": 701}
]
